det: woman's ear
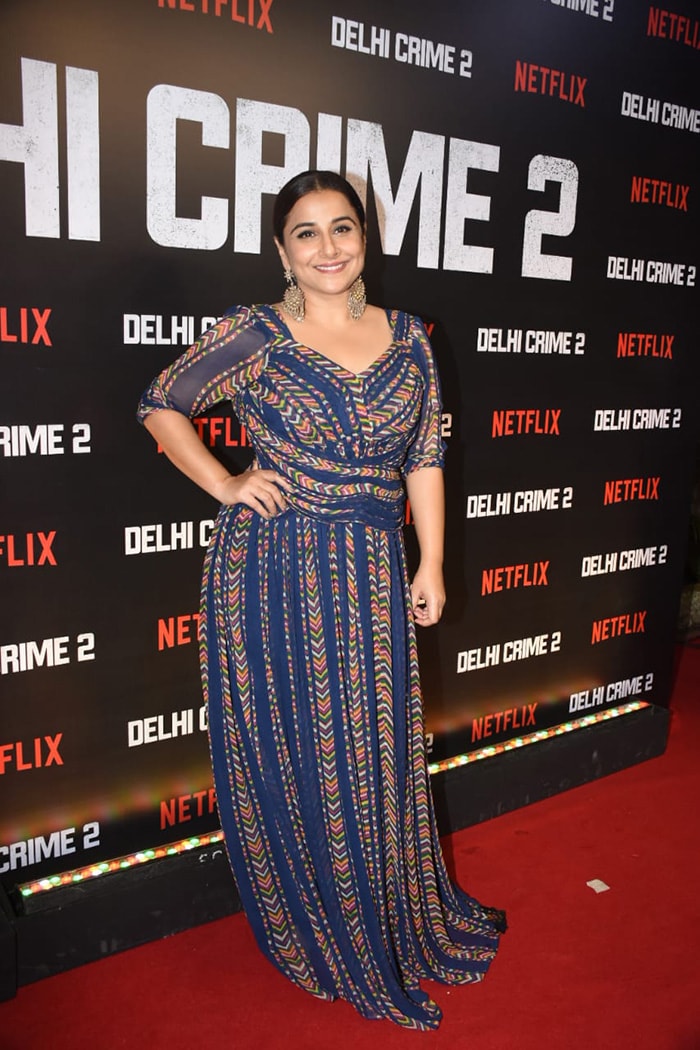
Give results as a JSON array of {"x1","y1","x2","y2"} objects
[{"x1": 273, "y1": 236, "x2": 289, "y2": 271}]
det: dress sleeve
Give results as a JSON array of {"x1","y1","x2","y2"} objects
[
  {"x1": 402, "y1": 315, "x2": 447, "y2": 476},
  {"x1": 136, "y1": 305, "x2": 269, "y2": 423}
]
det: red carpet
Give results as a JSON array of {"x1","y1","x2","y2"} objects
[{"x1": 3, "y1": 643, "x2": 699, "y2": 1050}]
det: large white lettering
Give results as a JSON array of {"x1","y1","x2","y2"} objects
[
  {"x1": 234, "y1": 99, "x2": 311, "y2": 253},
  {"x1": 443, "y1": 138, "x2": 500, "y2": 272},
  {"x1": 345, "y1": 121, "x2": 444, "y2": 267},
  {"x1": 147, "y1": 84, "x2": 230, "y2": 250},
  {"x1": 2, "y1": 60, "x2": 579, "y2": 275},
  {"x1": 0, "y1": 58, "x2": 99, "y2": 239}
]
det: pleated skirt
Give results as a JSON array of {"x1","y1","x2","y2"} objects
[{"x1": 201, "y1": 506, "x2": 502, "y2": 1030}]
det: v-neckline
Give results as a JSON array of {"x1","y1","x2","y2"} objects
[{"x1": 260, "y1": 304, "x2": 398, "y2": 380}]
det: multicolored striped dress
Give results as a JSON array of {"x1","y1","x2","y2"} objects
[{"x1": 138, "y1": 304, "x2": 503, "y2": 1030}]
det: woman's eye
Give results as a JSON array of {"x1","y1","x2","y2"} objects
[
  {"x1": 334, "y1": 224, "x2": 352, "y2": 234},
  {"x1": 297, "y1": 229, "x2": 315, "y2": 239}
]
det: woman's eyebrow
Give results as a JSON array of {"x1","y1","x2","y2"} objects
[
  {"x1": 288, "y1": 215, "x2": 356, "y2": 234},
  {"x1": 289, "y1": 220, "x2": 316, "y2": 234}
]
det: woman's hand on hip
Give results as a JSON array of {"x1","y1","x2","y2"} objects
[{"x1": 216, "y1": 464, "x2": 291, "y2": 518}]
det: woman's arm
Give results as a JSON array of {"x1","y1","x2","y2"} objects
[
  {"x1": 404, "y1": 465, "x2": 445, "y2": 626},
  {"x1": 144, "y1": 409, "x2": 289, "y2": 518}
]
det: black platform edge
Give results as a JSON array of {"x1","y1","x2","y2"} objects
[
  {"x1": 3, "y1": 703, "x2": 669, "y2": 1000},
  {"x1": 7, "y1": 840, "x2": 241, "y2": 994},
  {"x1": 431, "y1": 702, "x2": 670, "y2": 835},
  {"x1": 0, "y1": 882, "x2": 18, "y2": 1001}
]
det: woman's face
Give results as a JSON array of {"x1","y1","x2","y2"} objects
[{"x1": 275, "y1": 189, "x2": 366, "y2": 304}]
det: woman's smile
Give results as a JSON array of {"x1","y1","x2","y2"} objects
[
  {"x1": 275, "y1": 188, "x2": 366, "y2": 305},
  {"x1": 315, "y1": 260, "x2": 347, "y2": 272}
]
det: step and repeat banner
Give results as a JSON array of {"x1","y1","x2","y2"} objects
[{"x1": 1, "y1": 0, "x2": 698, "y2": 888}]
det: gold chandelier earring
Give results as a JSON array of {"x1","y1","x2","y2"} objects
[
  {"x1": 282, "y1": 268, "x2": 305, "y2": 322},
  {"x1": 347, "y1": 275, "x2": 366, "y2": 321}
]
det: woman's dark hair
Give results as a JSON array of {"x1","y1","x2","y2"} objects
[{"x1": 273, "y1": 170, "x2": 366, "y2": 242}]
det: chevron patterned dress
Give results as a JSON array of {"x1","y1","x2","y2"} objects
[{"x1": 138, "y1": 304, "x2": 503, "y2": 1029}]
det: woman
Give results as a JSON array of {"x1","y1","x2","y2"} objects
[{"x1": 138, "y1": 170, "x2": 504, "y2": 1030}]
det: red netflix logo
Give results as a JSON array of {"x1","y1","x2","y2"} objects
[
  {"x1": 193, "y1": 416, "x2": 249, "y2": 448},
  {"x1": 158, "y1": 613, "x2": 201, "y2": 650},
  {"x1": 492, "y1": 409, "x2": 560, "y2": 437},
  {"x1": 604, "y1": 478, "x2": 659, "y2": 505},
  {"x1": 157, "y1": 416, "x2": 250, "y2": 453},
  {"x1": 0, "y1": 532, "x2": 57, "y2": 566},
  {"x1": 471, "y1": 702, "x2": 538, "y2": 743},
  {"x1": 481, "y1": 561, "x2": 549, "y2": 595},
  {"x1": 617, "y1": 333, "x2": 673, "y2": 359},
  {"x1": 515, "y1": 61, "x2": 586, "y2": 107},
  {"x1": 160, "y1": 788, "x2": 217, "y2": 830},
  {"x1": 630, "y1": 176, "x2": 689, "y2": 211},
  {"x1": 0, "y1": 308, "x2": 52, "y2": 346},
  {"x1": 157, "y1": 0, "x2": 274, "y2": 33},
  {"x1": 0, "y1": 734, "x2": 63, "y2": 774},
  {"x1": 647, "y1": 7, "x2": 700, "y2": 49},
  {"x1": 591, "y1": 610, "x2": 646, "y2": 644}
]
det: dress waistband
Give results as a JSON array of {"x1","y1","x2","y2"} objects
[
  {"x1": 284, "y1": 490, "x2": 405, "y2": 530},
  {"x1": 256, "y1": 452, "x2": 405, "y2": 530}
]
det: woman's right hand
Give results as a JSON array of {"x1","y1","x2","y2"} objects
[
  {"x1": 216, "y1": 466, "x2": 291, "y2": 519},
  {"x1": 143, "y1": 410, "x2": 290, "y2": 517}
]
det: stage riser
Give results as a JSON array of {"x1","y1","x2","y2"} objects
[{"x1": 1, "y1": 704, "x2": 668, "y2": 998}]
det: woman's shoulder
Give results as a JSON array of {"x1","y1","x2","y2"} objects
[
  {"x1": 381, "y1": 307, "x2": 428, "y2": 343},
  {"x1": 212, "y1": 303, "x2": 283, "y2": 342},
  {"x1": 219, "y1": 303, "x2": 281, "y2": 324},
  {"x1": 219, "y1": 303, "x2": 257, "y2": 326},
  {"x1": 204, "y1": 303, "x2": 254, "y2": 338},
  {"x1": 195, "y1": 304, "x2": 276, "y2": 365}
]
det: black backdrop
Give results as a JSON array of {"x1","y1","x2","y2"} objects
[{"x1": 1, "y1": 0, "x2": 698, "y2": 889}]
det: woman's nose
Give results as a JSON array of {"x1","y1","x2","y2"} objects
[{"x1": 319, "y1": 233, "x2": 339, "y2": 257}]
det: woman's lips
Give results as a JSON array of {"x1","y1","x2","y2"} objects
[{"x1": 314, "y1": 261, "x2": 347, "y2": 273}]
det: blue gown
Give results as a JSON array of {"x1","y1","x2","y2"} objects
[{"x1": 138, "y1": 304, "x2": 503, "y2": 1029}]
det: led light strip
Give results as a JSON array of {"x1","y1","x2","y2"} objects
[
  {"x1": 19, "y1": 700, "x2": 649, "y2": 899},
  {"x1": 427, "y1": 700, "x2": 649, "y2": 774},
  {"x1": 18, "y1": 831, "x2": 225, "y2": 900}
]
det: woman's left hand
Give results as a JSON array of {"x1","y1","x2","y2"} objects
[{"x1": 410, "y1": 563, "x2": 446, "y2": 627}]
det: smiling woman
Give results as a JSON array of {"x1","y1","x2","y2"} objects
[
  {"x1": 272, "y1": 186, "x2": 395, "y2": 373},
  {"x1": 279, "y1": 203, "x2": 362, "y2": 294},
  {"x1": 275, "y1": 189, "x2": 366, "y2": 316},
  {"x1": 138, "y1": 170, "x2": 504, "y2": 1030}
]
